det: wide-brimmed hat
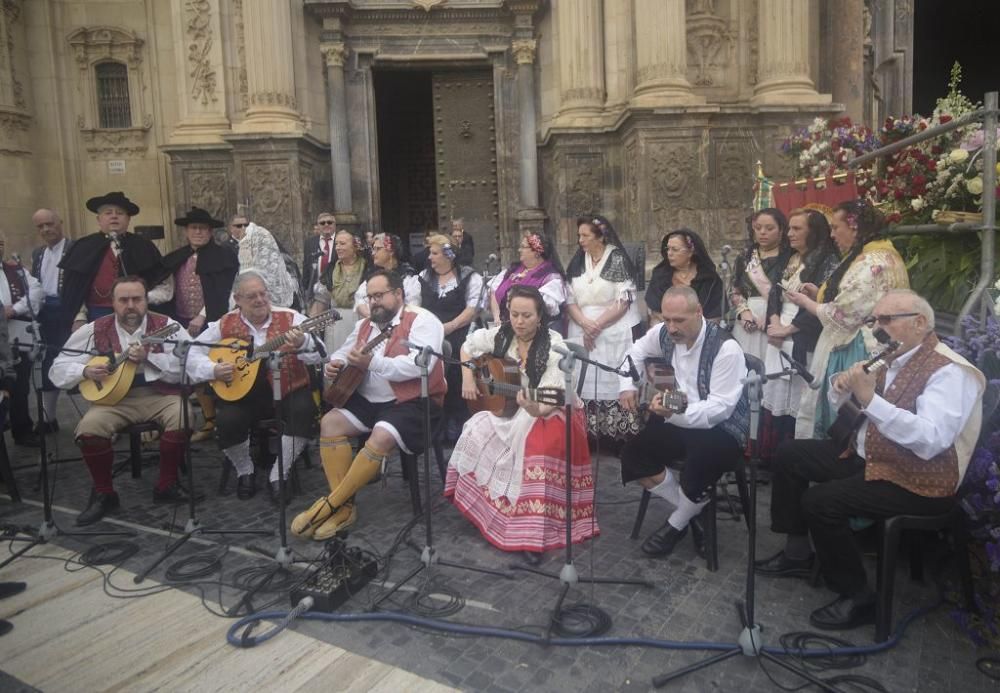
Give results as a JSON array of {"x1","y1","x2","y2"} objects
[
  {"x1": 174, "y1": 206, "x2": 223, "y2": 228},
  {"x1": 86, "y1": 191, "x2": 140, "y2": 216}
]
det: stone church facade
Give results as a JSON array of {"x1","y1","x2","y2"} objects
[{"x1": 0, "y1": 0, "x2": 914, "y2": 267}]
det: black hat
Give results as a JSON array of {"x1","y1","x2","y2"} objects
[
  {"x1": 86, "y1": 191, "x2": 140, "y2": 216},
  {"x1": 174, "y1": 206, "x2": 223, "y2": 228}
]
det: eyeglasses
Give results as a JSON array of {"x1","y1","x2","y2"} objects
[
  {"x1": 231, "y1": 223, "x2": 248, "y2": 228},
  {"x1": 318, "y1": 220, "x2": 336, "y2": 226},
  {"x1": 366, "y1": 290, "x2": 396, "y2": 303},
  {"x1": 863, "y1": 312, "x2": 920, "y2": 328},
  {"x1": 238, "y1": 291, "x2": 268, "y2": 301}
]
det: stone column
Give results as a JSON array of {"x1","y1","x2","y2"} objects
[
  {"x1": 830, "y1": 0, "x2": 864, "y2": 121},
  {"x1": 322, "y1": 42, "x2": 353, "y2": 218},
  {"x1": 752, "y1": 0, "x2": 831, "y2": 105},
  {"x1": 554, "y1": 0, "x2": 605, "y2": 119},
  {"x1": 169, "y1": 0, "x2": 230, "y2": 142},
  {"x1": 513, "y1": 39, "x2": 540, "y2": 209},
  {"x1": 235, "y1": 0, "x2": 301, "y2": 132},
  {"x1": 632, "y1": 0, "x2": 703, "y2": 107},
  {"x1": 603, "y1": 0, "x2": 635, "y2": 108}
]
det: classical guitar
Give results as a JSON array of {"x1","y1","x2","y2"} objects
[
  {"x1": 465, "y1": 355, "x2": 565, "y2": 418},
  {"x1": 323, "y1": 325, "x2": 395, "y2": 408},
  {"x1": 209, "y1": 310, "x2": 337, "y2": 402},
  {"x1": 634, "y1": 358, "x2": 688, "y2": 427},
  {"x1": 826, "y1": 340, "x2": 901, "y2": 450},
  {"x1": 79, "y1": 323, "x2": 181, "y2": 406}
]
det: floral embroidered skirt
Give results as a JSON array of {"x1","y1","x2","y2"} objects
[{"x1": 444, "y1": 408, "x2": 598, "y2": 553}]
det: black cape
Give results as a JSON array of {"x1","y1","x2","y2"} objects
[
  {"x1": 155, "y1": 242, "x2": 239, "y2": 322},
  {"x1": 58, "y1": 232, "x2": 163, "y2": 328}
]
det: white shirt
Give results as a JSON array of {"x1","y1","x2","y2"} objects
[
  {"x1": 49, "y1": 314, "x2": 192, "y2": 389},
  {"x1": 1, "y1": 265, "x2": 44, "y2": 345},
  {"x1": 186, "y1": 308, "x2": 324, "y2": 383},
  {"x1": 419, "y1": 269, "x2": 484, "y2": 309},
  {"x1": 39, "y1": 238, "x2": 66, "y2": 297},
  {"x1": 620, "y1": 320, "x2": 746, "y2": 430},
  {"x1": 829, "y1": 345, "x2": 982, "y2": 460},
  {"x1": 330, "y1": 305, "x2": 445, "y2": 403}
]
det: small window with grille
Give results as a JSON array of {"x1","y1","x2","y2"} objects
[{"x1": 95, "y1": 61, "x2": 132, "y2": 129}]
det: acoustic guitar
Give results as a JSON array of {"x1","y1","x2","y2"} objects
[
  {"x1": 323, "y1": 325, "x2": 395, "y2": 408},
  {"x1": 466, "y1": 355, "x2": 565, "y2": 418},
  {"x1": 209, "y1": 311, "x2": 337, "y2": 402},
  {"x1": 826, "y1": 340, "x2": 901, "y2": 450},
  {"x1": 634, "y1": 358, "x2": 688, "y2": 427},
  {"x1": 79, "y1": 323, "x2": 181, "y2": 406}
]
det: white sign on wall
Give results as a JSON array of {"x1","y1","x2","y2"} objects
[{"x1": 108, "y1": 160, "x2": 126, "y2": 175}]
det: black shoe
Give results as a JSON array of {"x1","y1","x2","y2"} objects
[
  {"x1": 152, "y1": 482, "x2": 205, "y2": 505},
  {"x1": 755, "y1": 550, "x2": 814, "y2": 579},
  {"x1": 269, "y1": 480, "x2": 292, "y2": 506},
  {"x1": 809, "y1": 592, "x2": 876, "y2": 631},
  {"x1": 690, "y1": 516, "x2": 707, "y2": 559},
  {"x1": 0, "y1": 619, "x2": 11, "y2": 637},
  {"x1": 641, "y1": 522, "x2": 689, "y2": 558},
  {"x1": 13, "y1": 432, "x2": 40, "y2": 448},
  {"x1": 236, "y1": 473, "x2": 256, "y2": 500},
  {"x1": 76, "y1": 491, "x2": 120, "y2": 526},
  {"x1": 0, "y1": 582, "x2": 26, "y2": 600}
]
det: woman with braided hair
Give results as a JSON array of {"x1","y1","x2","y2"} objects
[
  {"x1": 445, "y1": 285, "x2": 597, "y2": 559},
  {"x1": 488, "y1": 231, "x2": 567, "y2": 330},
  {"x1": 784, "y1": 199, "x2": 909, "y2": 439},
  {"x1": 353, "y1": 232, "x2": 420, "y2": 318}
]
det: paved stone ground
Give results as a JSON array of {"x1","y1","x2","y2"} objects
[{"x1": 1, "y1": 394, "x2": 999, "y2": 692}]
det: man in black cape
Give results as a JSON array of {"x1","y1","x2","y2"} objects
[
  {"x1": 154, "y1": 206, "x2": 239, "y2": 441},
  {"x1": 59, "y1": 192, "x2": 171, "y2": 333}
]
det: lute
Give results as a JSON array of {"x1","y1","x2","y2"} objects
[
  {"x1": 826, "y1": 340, "x2": 901, "y2": 450},
  {"x1": 79, "y1": 323, "x2": 181, "y2": 406},
  {"x1": 323, "y1": 325, "x2": 395, "y2": 408},
  {"x1": 466, "y1": 355, "x2": 565, "y2": 418}
]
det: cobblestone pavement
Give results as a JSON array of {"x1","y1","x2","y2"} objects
[{"x1": 1, "y1": 396, "x2": 998, "y2": 692}]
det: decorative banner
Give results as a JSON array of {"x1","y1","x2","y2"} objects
[
  {"x1": 752, "y1": 160, "x2": 774, "y2": 211},
  {"x1": 771, "y1": 172, "x2": 859, "y2": 218}
]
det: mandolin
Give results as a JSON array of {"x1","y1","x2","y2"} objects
[
  {"x1": 209, "y1": 310, "x2": 337, "y2": 401},
  {"x1": 465, "y1": 355, "x2": 565, "y2": 418},
  {"x1": 634, "y1": 358, "x2": 688, "y2": 426},
  {"x1": 826, "y1": 340, "x2": 901, "y2": 451},
  {"x1": 79, "y1": 323, "x2": 181, "y2": 406},
  {"x1": 323, "y1": 325, "x2": 395, "y2": 408}
]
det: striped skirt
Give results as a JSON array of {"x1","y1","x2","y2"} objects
[{"x1": 444, "y1": 408, "x2": 598, "y2": 553}]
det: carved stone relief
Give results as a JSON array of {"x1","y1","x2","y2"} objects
[
  {"x1": 2, "y1": 0, "x2": 26, "y2": 109},
  {"x1": 624, "y1": 140, "x2": 639, "y2": 234},
  {"x1": 686, "y1": 0, "x2": 736, "y2": 87},
  {"x1": 184, "y1": 0, "x2": 217, "y2": 106},
  {"x1": 79, "y1": 126, "x2": 151, "y2": 157},
  {"x1": 0, "y1": 109, "x2": 30, "y2": 155},
  {"x1": 563, "y1": 153, "x2": 602, "y2": 217},
  {"x1": 746, "y1": 0, "x2": 759, "y2": 86},
  {"x1": 182, "y1": 169, "x2": 228, "y2": 220},
  {"x1": 712, "y1": 138, "x2": 755, "y2": 207},
  {"x1": 244, "y1": 161, "x2": 291, "y2": 234},
  {"x1": 299, "y1": 163, "x2": 314, "y2": 223}
]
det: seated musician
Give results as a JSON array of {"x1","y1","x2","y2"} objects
[
  {"x1": 291, "y1": 270, "x2": 445, "y2": 541},
  {"x1": 187, "y1": 271, "x2": 321, "y2": 502},
  {"x1": 619, "y1": 286, "x2": 748, "y2": 558},
  {"x1": 444, "y1": 285, "x2": 597, "y2": 562},
  {"x1": 757, "y1": 290, "x2": 984, "y2": 631},
  {"x1": 49, "y1": 276, "x2": 196, "y2": 525}
]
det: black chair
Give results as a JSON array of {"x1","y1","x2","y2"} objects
[
  {"x1": 217, "y1": 419, "x2": 304, "y2": 496},
  {"x1": 629, "y1": 353, "x2": 763, "y2": 571},
  {"x1": 112, "y1": 421, "x2": 161, "y2": 479}
]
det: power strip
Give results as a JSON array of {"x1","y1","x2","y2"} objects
[{"x1": 290, "y1": 543, "x2": 379, "y2": 612}]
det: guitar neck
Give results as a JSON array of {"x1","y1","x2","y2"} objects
[{"x1": 256, "y1": 315, "x2": 325, "y2": 355}]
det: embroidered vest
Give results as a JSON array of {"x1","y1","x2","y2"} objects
[
  {"x1": 87, "y1": 247, "x2": 120, "y2": 308},
  {"x1": 91, "y1": 312, "x2": 179, "y2": 396},
  {"x1": 658, "y1": 320, "x2": 750, "y2": 447},
  {"x1": 864, "y1": 334, "x2": 959, "y2": 498},
  {"x1": 2, "y1": 263, "x2": 25, "y2": 304},
  {"x1": 218, "y1": 309, "x2": 311, "y2": 397},
  {"x1": 357, "y1": 307, "x2": 447, "y2": 406},
  {"x1": 419, "y1": 266, "x2": 475, "y2": 323}
]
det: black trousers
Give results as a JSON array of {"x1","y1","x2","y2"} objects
[
  {"x1": 39, "y1": 299, "x2": 70, "y2": 392},
  {"x1": 620, "y1": 417, "x2": 743, "y2": 503},
  {"x1": 10, "y1": 357, "x2": 33, "y2": 438},
  {"x1": 771, "y1": 439, "x2": 954, "y2": 596},
  {"x1": 215, "y1": 369, "x2": 316, "y2": 449}
]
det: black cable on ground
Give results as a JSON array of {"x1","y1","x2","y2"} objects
[
  {"x1": 976, "y1": 657, "x2": 1000, "y2": 681},
  {"x1": 551, "y1": 603, "x2": 612, "y2": 637},
  {"x1": 165, "y1": 550, "x2": 225, "y2": 582},
  {"x1": 80, "y1": 541, "x2": 141, "y2": 566}
]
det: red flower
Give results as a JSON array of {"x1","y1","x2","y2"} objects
[
  {"x1": 894, "y1": 189, "x2": 904, "y2": 200},
  {"x1": 931, "y1": 145, "x2": 943, "y2": 155},
  {"x1": 927, "y1": 160, "x2": 937, "y2": 171},
  {"x1": 940, "y1": 114, "x2": 953, "y2": 124}
]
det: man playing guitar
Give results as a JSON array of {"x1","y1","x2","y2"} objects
[
  {"x1": 187, "y1": 271, "x2": 322, "y2": 501},
  {"x1": 49, "y1": 276, "x2": 196, "y2": 525},
  {"x1": 619, "y1": 286, "x2": 749, "y2": 559},
  {"x1": 291, "y1": 270, "x2": 445, "y2": 541}
]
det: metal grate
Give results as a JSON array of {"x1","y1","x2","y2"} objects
[{"x1": 95, "y1": 62, "x2": 132, "y2": 129}]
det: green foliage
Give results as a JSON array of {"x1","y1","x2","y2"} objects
[{"x1": 895, "y1": 234, "x2": 982, "y2": 313}]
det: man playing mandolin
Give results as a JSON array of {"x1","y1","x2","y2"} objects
[
  {"x1": 619, "y1": 286, "x2": 749, "y2": 559},
  {"x1": 757, "y1": 290, "x2": 984, "y2": 632},
  {"x1": 50, "y1": 276, "x2": 197, "y2": 525},
  {"x1": 187, "y1": 271, "x2": 322, "y2": 502},
  {"x1": 291, "y1": 270, "x2": 445, "y2": 541}
]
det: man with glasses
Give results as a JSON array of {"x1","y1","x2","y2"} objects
[
  {"x1": 757, "y1": 289, "x2": 985, "y2": 631},
  {"x1": 303, "y1": 213, "x2": 337, "y2": 303},
  {"x1": 226, "y1": 213, "x2": 297, "y2": 308},
  {"x1": 187, "y1": 271, "x2": 321, "y2": 503},
  {"x1": 291, "y1": 269, "x2": 445, "y2": 541}
]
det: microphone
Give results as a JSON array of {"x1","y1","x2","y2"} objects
[
  {"x1": 779, "y1": 350, "x2": 821, "y2": 390},
  {"x1": 486, "y1": 252, "x2": 498, "y2": 264},
  {"x1": 720, "y1": 245, "x2": 732, "y2": 256},
  {"x1": 326, "y1": 308, "x2": 342, "y2": 322},
  {"x1": 552, "y1": 342, "x2": 586, "y2": 359},
  {"x1": 401, "y1": 339, "x2": 433, "y2": 354},
  {"x1": 626, "y1": 354, "x2": 641, "y2": 381}
]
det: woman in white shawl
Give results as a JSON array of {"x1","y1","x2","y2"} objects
[{"x1": 227, "y1": 215, "x2": 296, "y2": 308}]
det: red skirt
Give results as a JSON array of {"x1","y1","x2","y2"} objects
[{"x1": 444, "y1": 408, "x2": 599, "y2": 553}]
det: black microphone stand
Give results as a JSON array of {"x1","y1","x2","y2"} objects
[
  {"x1": 471, "y1": 256, "x2": 497, "y2": 330},
  {"x1": 649, "y1": 367, "x2": 838, "y2": 691},
  {"x1": 372, "y1": 342, "x2": 512, "y2": 610},
  {"x1": 0, "y1": 340, "x2": 134, "y2": 572},
  {"x1": 718, "y1": 247, "x2": 732, "y2": 331},
  {"x1": 510, "y1": 346, "x2": 653, "y2": 640},
  {"x1": 133, "y1": 336, "x2": 270, "y2": 584}
]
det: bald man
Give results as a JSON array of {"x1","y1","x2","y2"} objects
[{"x1": 30, "y1": 209, "x2": 74, "y2": 431}]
